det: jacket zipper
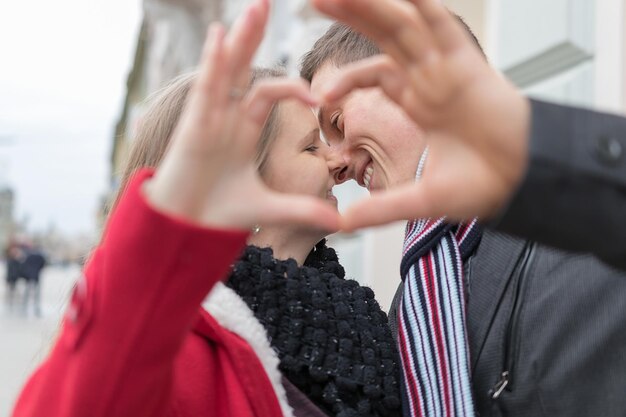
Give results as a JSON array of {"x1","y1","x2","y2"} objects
[{"x1": 490, "y1": 243, "x2": 535, "y2": 400}]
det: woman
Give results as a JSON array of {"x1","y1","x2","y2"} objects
[
  {"x1": 118, "y1": 68, "x2": 400, "y2": 417},
  {"x1": 10, "y1": 2, "x2": 400, "y2": 417}
]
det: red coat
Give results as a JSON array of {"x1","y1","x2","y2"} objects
[{"x1": 11, "y1": 170, "x2": 289, "y2": 417}]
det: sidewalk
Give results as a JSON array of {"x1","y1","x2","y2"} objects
[{"x1": 0, "y1": 263, "x2": 80, "y2": 417}]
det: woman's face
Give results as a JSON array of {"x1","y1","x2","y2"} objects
[{"x1": 262, "y1": 99, "x2": 341, "y2": 208}]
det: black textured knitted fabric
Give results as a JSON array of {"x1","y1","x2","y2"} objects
[{"x1": 226, "y1": 240, "x2": 402, "y2": 417}]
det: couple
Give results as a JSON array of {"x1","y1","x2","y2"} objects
[{"x1": 12, "y1": 2, "x2": 626, "y2": 417}]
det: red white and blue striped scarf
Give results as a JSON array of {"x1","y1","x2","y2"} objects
[
  {"x1": 398, "y1": 217, "x2": 481, "y2": 417},
  {"x1": 397, "y1": 149, "x2": 482, "y2": 417}
]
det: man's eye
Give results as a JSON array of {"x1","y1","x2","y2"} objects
[{"x1": 330, "y1": 114, "x2": 341, "y2": 132}]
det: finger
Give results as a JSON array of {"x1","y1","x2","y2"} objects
[
  {"x1": 341, "y1": 166, "x2": 498, "y2": 231},
  {"x1": 340, "y1": 182, "x2": 441, "y2": 231},
  {"x1": 319, "y1": 56, "x2": 429, "y2": 124},
  {"x1": 309, "y1": 0, "x2": 407, "y2": 64},
  {"x1": 312, "y1": 0, "x2": 438, "y2": 65},
  {"x1": 319, "y1": 55, "x2": 404, "y2": 103},
  {"x1": 411, "y1": 0, "x2": 446, "y2": 21},
  {"x1": 193, "y1": 23, "x2": 229, "y2": 110},
  {"x1": 411, "y1": 0, "x2": 470, "y2": 52},
  {"x1": 259, "y1": 192, "x2": 341, "y2": 233},
  {"x1": 312, "y1": 0, "x2": 403, "y2": 38},
  {"x1": 235, "y1": 78, "x2": 318, "y2": 156},
  {"x1": 225, "y1": 0, "x2": 270, "y2": 87},
  {"x1": 244, "y1": 78, "x2": 317, "y2": 124}
]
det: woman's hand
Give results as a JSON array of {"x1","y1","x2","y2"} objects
[
  {"x1": 144, "y1": 0, "x2": 340, "y2": 233},
  {"x1": 312, "y1": 0, "x2": 531, "y2": 229}
]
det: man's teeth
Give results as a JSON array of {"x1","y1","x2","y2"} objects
[{"x1": 364, "y1": 165, "x2": 373, "y2": 188}]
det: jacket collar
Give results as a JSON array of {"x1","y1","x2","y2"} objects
[{"x1": 195, "y1": 282, "x2": 295, "y2": 417}]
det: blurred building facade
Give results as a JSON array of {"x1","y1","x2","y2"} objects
[
  {"x1": 111, "y1": 0, "x2": 626, "y2": 310},
  {"x1": 0, "y1": 187, "x2": 14, "y2": 254}
]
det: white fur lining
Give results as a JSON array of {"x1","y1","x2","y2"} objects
[{"x1": 203, "y1": 282, "x2": 294, "y2": 417}]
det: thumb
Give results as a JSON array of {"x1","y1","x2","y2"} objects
[
  {"x1": 341, "y1": 182, "x2": 438, "y2": 231},
  {"x1": 257, "y1": 192, "x2": 341, "y2": 233}
]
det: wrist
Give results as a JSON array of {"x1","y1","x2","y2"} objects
[
  {"x1": 142, "y1": 177, "x2": 252, "y2": 232},
  {"x1": 489, "y1": 87, "x2": 531, "y2": 216}
]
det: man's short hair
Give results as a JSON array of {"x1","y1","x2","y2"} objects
[{"x1": 300, "y1": 15, "x2": 484, "y2": 82}]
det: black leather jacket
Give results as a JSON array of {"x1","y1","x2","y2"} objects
[{"x1": 389, "y1": 229, "x2": 626, "y2": 417}]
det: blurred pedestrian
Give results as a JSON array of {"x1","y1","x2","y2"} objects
[{"x1": 4, "y1": 242, "x2": 24, "y2": 311}]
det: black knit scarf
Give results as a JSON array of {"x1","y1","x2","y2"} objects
[{"x1": 226, "y1": 240, "x2": 402, "y2": 417}]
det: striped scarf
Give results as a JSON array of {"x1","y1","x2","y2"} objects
[{"x1": 397, "y1": 149, "x2": 482, "y2": 417}]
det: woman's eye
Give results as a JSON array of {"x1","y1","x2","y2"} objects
[{"x1": 305, "y1": 145, "x2": 319, "y2": 153}]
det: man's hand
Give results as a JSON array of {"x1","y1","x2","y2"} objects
[{"x1": 312, "y1": 0, "x2": 531, "y2": 230}]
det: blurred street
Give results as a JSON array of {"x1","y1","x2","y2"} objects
[{"x1": 0, "y1": 263, "x2": 79, "y2": 417}]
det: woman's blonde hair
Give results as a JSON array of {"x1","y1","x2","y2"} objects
[{"x1": 110, "y1": 67, "x2": 285, "y2": 213}]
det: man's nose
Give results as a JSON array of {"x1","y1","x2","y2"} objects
[{"x1": 327, "y1": 147, "x2": 351, "y2": 185}]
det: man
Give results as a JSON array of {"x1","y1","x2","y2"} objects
[
  {"x1": 302, "y1": 20, "x2": 626, "y2": 417},
  {"x1": 310, "y1": 0, "x2": 626, "y2": 271},
  {"x1": 4, "y1": 243, "x2": 24, "y2": 310}
]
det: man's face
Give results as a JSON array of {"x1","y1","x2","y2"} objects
[{"x1": 311, "y1": 62, "x2": 426, "y2": 192}]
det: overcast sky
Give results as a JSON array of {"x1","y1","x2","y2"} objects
[{"x1": 0, "y1": 0, "x2": 142, "y2": 236}]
